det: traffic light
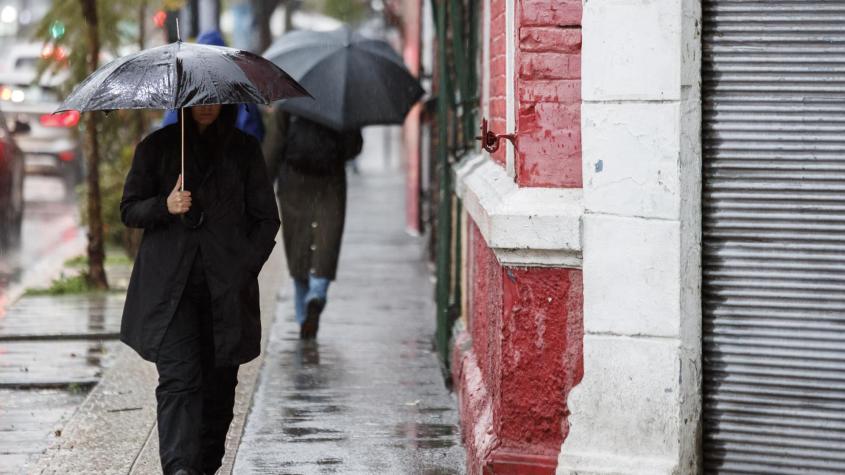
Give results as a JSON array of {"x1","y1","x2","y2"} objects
[
  {"x1": 49, "y1": 20, "x2": 65, "y2": 40},
  {"x1": 154, "y1": 10, "x2": 167, "y2": 28}
]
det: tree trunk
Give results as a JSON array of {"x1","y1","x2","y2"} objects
[
  {"x1": 282, "y1": 0, "x2": 298, "y2": 34},
  {"x1": 135, "y1": 0, "x2": 147, "y2": 143},
  {"x1": 80, "y1": 0, "x2": 108, "y2": 289},
  {"x1": 251, "y1": 0, "x2": 280, "y2": 53},
  {"x1": 125, "y1": 0, "x2": 147, "y2": 259}
]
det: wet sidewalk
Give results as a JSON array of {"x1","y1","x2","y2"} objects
[
  {"x1": 0, "y1": 293, "x2": 124, "y2": 473},
  {"x1": 233, "y1": 170, "x2": 465, "y2": 474}
]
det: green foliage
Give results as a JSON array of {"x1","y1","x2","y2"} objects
[
  {"x1": 28, "y1": 246, "x2": 134, "y2": 295},
  {"x1": 50, "y1": 20, "x2": 66, "y2": 40},
  {"x1": 64, "y1": 249, "x2": 134, "y2": 268},
  {"x1": 33, "y1": 1, "x2": 132, "y2": 97},
  {"x1": 77, "y1": 139, "x2": 140, "y2": 250},
  {"x1": 34, "y1": 1, "x2": 162, "y2": 256},
  {"x1": 63, "y1": 254, "x2": 88, "y2": 268},
  {"x1": 306, "y1": 0, "x2": 370, "y2": 23},
  {"x1": 66, "y1": 382, "x2": 92, "y2": 395},
  {"x1": 25, "y1": 273, "x2": 93, "y2": 296},
  {"x1": 162, "y1": 0, "x2": 187, "y2": 11}
]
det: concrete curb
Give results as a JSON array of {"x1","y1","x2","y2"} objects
[
  {"x1": 1, "y1": 223, "x2": 86, "y2": 312},
  {"x1": 28, "y1": 346, "x2": 158, "y2": 475}
]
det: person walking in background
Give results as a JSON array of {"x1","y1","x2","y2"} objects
[
  {"x1": 265, "y1": 106, "x2": 363, "y2": 340},
  {"x1": 120, "y1": 104, "x2": 279, "y2": 474},
  {"x1": 160, "y1": 30, "x2": 266, "y2": 142}
]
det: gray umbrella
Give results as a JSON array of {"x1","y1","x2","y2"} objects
[
  {"x1": 56, "y1": 41, "x2": 308, "y2": 112},
  {"x1": 56, "y1": 38, "x2": 309, "y2": 190},
  {"x1": 263, "y1": 26, "x2": 424, "y2": 131}
]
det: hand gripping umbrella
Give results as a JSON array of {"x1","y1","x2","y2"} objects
[
  {"x1": 263, "y1": 26, "x2": 424, "y2": 131},
  {"x1": 56, "y1": 29, "x2": 310, "y2": 190}
]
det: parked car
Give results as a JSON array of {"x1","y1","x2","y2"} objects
[
  {"x1": 0, "y1": 108, "x2": 25, "y2": 250},
  {"x1": 0, "y1": 43, "x2": 82, "y2": 186}
]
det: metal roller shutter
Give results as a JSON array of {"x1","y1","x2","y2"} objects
[{"x1": 702, "y1": 1, "x2": 845, "y2": 473}]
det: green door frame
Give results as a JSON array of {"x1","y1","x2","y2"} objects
[{"x1": 431, "y1": 0, "x2": 479, "y2": 377}]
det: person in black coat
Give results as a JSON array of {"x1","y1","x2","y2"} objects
[
  {"x1": 265, "y1": 107, "x2": 363, "y2": 339},
  {"x1": 120, "y1": 104, "x2": 280, "y2": 475}
]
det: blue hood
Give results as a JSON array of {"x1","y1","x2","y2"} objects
[{"x1": 196, "y1": 29, "x2": 226, "y2": 47}]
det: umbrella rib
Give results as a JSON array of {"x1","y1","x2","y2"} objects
[
  {"x1": 201, "y1": 52, "x2": 223, "y2": 105},
  {"x1": 289, "y1": 51, "x2": 348, "y2": 130},
  {"x1": 172, "y1": 42, "x2": 181, "y2": 109},
  {"x1": 230, "y1": 50, "x2": 274, "y2": 103},
  {"x1": 341, "y1": 48, "x2": 404, "y2": 128},
  {"x1": 360, "y1": 49, "x2": 420, "y2": 123},
  {"x1": 373, "y1": 57, "x2": 415, "y2": 118},
  {"x1": 220, "y1": 53, "x2": 266, "y2": 104},
  {"x1": 120, "y1": 54, "x2": 158, "y2": 110},
  {"x1": 79, "y1": 55, "x2": 135, "y2": 111}
]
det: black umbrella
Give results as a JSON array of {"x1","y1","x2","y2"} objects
[
  {"x1": 263, "y1": 26, "x2": 424, "y2": 131},
  {"x1": 57, "y1": 37, "x2": 309, "y2": 188}
]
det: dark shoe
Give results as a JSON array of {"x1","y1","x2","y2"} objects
[{"x1": 300, "y1": 297, "x2": 325, "y2": 340}]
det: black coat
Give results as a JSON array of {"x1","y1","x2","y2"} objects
[
  {"x1": 265, "y1": 110, "x2": 362, "y2": 281},
  {"x1": 120, "y1": 124, "x2": 280, "y2": 367}
]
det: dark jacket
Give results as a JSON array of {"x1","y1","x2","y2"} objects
[
  {"x1": 120, "y1": 124, "x2": 280, "y2": 366},
  {"x1": 265, "y1": 109, "x2": 362, "y2": 280}
]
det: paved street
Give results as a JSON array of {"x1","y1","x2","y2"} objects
[
  {"x1": 0, "y1": 176, "x2": 84, "y2": 314},
  {"x1": 0, "y1": 295, "x2": 124, "y2": 474},
  {"x1": 0, "y1": 175, "x2": 93, "y2": 474}
]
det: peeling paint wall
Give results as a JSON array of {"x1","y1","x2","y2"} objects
[
  {"x1": 489, "y1": 0, "x2": 509, "y2": 166},
  {"x1": 469, "y1": 221, "x2": 503, "y2": 402},
  {"x1": 451, "y1": 0, "x2": 585, "y2": 472},
  {"x1": 498, "y1": 265, "x2": 583, "y2": 450},
  {"x1": 455, "y1": 220, "x2": 583, "y2": 474},
  {"x1": 516, "y1": 0, "x2": 582, "y2": 187},
  {"x1": 557, "y1": 0, "x2": 703, "y2": 473}
]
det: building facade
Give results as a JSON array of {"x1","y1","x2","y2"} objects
[
  {"x1": 407, "y1": 0, "x2": 845, "y2": 473},
  {"x1": 451, "y1": 0, "x2": 584, "y2": 472}
]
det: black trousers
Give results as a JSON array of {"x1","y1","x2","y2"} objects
[{"x1": 156, "y1": 255, "x2": 239, "y2": 475}]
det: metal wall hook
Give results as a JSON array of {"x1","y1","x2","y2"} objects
[{"x1": 475, "y1": 118, "x2": 516, "y2": 154}]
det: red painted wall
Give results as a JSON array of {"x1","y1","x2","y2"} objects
[
  {"x1": 489, "y1": 0, "x2": 508, "y2": 166},
  {"x1": 499, "y1": 265, "x2": 583, "y2": 451},
  {"x1": 515, "y1": 0, "x2": 582, "y2": 187},
  {"x1": 452, "y1": 0, "x2": 585, "y2": 472},
  {"x1": 454, "y1": 222, "x2": 583, "y2": 473}
]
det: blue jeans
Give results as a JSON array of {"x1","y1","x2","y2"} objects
[{"x1": 293, "y1": 276, "x2": 330, "y2": 325}]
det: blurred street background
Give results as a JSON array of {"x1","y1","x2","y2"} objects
[
  {"x1": 0, "y1": 0, "x2": 404, "y2": 307},
  {"x1": 0, "y1": 1, "x2": 464, "y2": 473}
]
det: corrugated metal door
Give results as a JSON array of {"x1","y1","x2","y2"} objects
[{"x1": 702, "y1": 1, "x2": 845, "y2": 473}]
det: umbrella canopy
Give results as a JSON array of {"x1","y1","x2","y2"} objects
[
  {"x1": 56, "y1": 41, "x2": 310, "y2": 113},
  {"x1": 263, "y1": 26, "x2": 424, "y2": 131}
]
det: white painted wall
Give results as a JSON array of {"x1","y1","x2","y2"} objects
[
  {"x1": 505, "y1": 0, "x2": 516, "y2": 177},
  {"x1": 482, "y1": 0, "x2": 491, "y2": 121},
  {"x1": 455, "y1": 154, "x2": 583, "y2": 268},
  {"x1": 558, "y1": 0, "x2": 702, "y2": 473}
]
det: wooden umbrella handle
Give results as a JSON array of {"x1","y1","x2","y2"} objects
[{"x1": 181, "y1": 107, "x2": 185, "y2": 192}]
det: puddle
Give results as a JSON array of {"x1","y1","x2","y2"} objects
[{"x1": 393, "y1": 422, "x2": 458, "y2": 449}]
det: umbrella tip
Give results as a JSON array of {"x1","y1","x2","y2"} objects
[{"x1": 176, "y1": 18, "x2": 182, "y2": 42}]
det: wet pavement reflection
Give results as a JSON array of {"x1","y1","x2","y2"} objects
[
  {"x1": 0, "y1": 292, "x2": 124, "y2": 473},
  {"x1": 0, "y1": 176, "x2": 83, "y2": 315},
  {"x1": 0, "y1": 175, "x2": 100, "y2": 473},
  {"x1": 234, "y1": 172, "x2": 464, "y2": 474}
]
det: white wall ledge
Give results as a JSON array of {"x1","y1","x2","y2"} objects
[{"x1": 454, "y1": 154, "x2": 583, "y2": 268}]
